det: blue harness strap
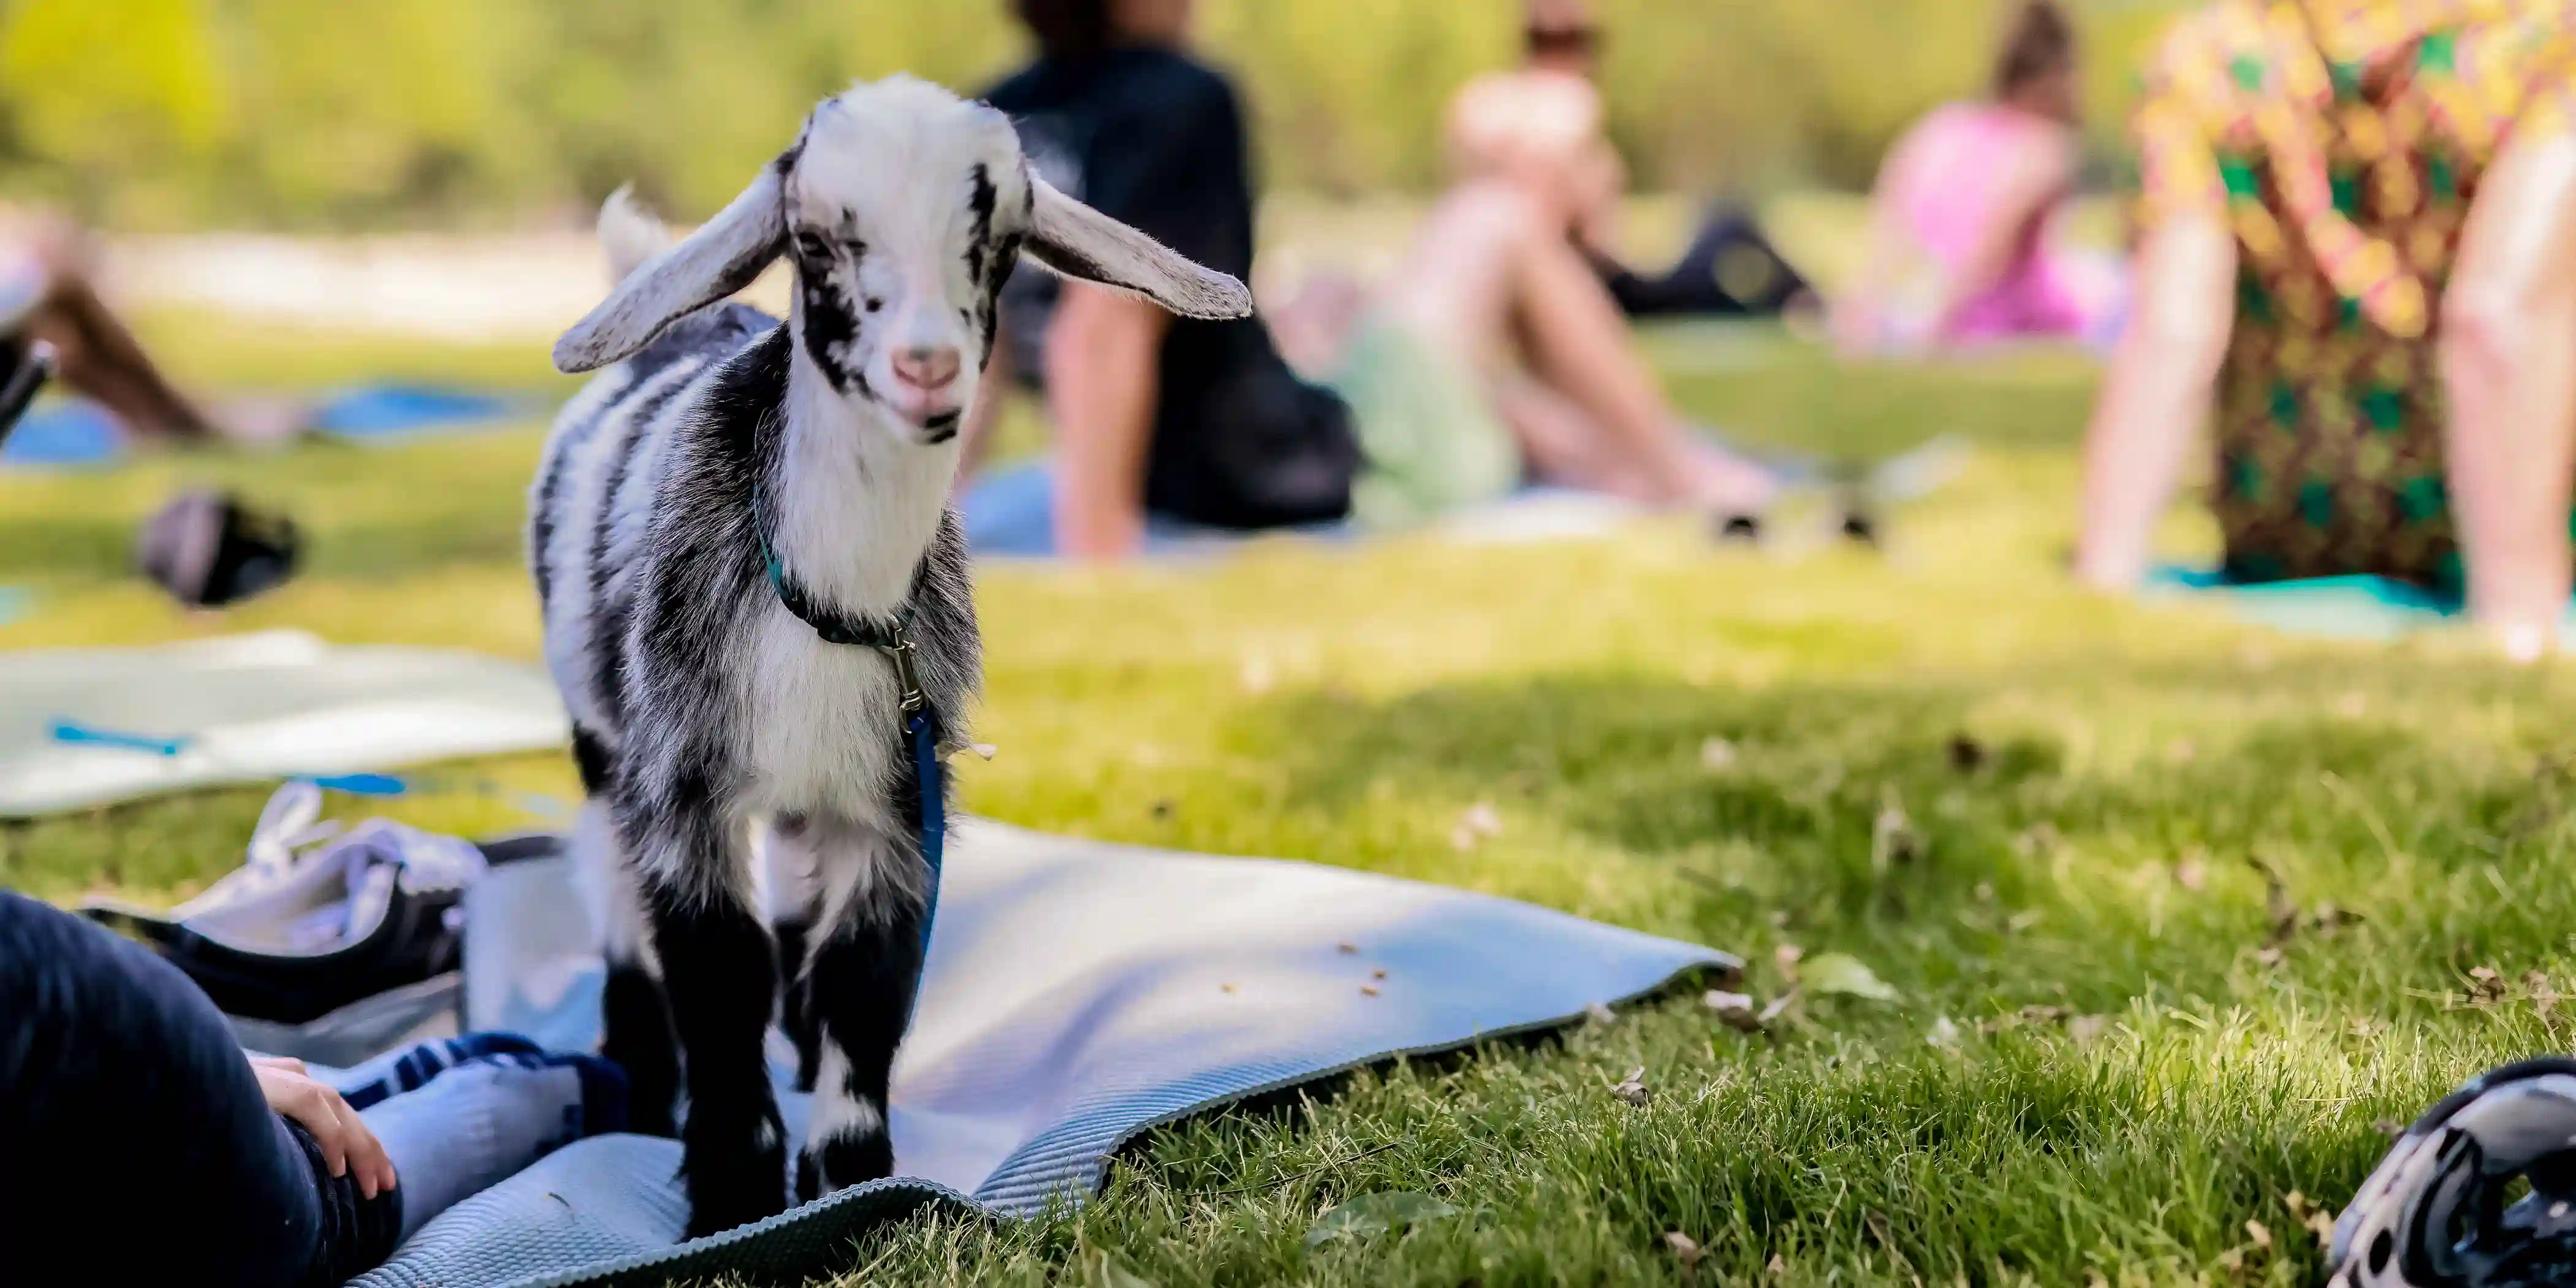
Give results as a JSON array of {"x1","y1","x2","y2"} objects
[
  {"x1": 908, "y1": 711, "x2": 946, "y2": 961},
  {"x1": 762, "y1": 533, "x2": 948, "y2": 965}
]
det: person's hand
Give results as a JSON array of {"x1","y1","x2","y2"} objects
[{"x1": 250, "y1": 1055, "x2": 397, "y2": 1200}]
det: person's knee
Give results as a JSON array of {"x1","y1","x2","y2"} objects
[{"x1": 1435, "y1": 178, "x2": 1552, "y2": 248}]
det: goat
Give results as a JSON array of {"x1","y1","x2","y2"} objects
[{"x1": 528, "y1": 75, "x2": 1250, "y2": 1235}]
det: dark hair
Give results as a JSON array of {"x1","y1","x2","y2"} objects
[
  {"x1": 1993, "y1": 0, "x2": 2076, "y2": 100},
  {"x1": 1014, "y1": 0, "x2": 1115, "y2": 62}
]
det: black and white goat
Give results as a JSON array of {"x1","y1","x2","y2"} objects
[{"x1": 529, "y1": 76, "x2": 1250, "y2": 1234}]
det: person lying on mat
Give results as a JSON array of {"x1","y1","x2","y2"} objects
[
  {"x1": 0, "y1": 206, "x2": 238, "y2": 445},
  {"x1": 959, "y1": 0, "x2": 1784, "y2": 554},
  {"x1": 1448, "y1": 0, "x2": 1814, "y2": 321},
  {"x1": 0, "y1": 892, "x2": 627, "y2": 1287},
  {"x1": 1832, "y1": 0, "x2": 2126, "y2": 357},
  {"x1": 2074, "y1": 0, "x2": 2576, "y2": 660}
]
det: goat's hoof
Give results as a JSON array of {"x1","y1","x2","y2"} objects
[
  {"x1": 680, "y1": 1144, "x2": 791, "y2": 1237},
  {"x1": 794, "y1": 1133, "x2": 896, "y2": 1203}
]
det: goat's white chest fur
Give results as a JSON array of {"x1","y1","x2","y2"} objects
[{"x1": 738, "y1": 606, "x2": 905, "y2": 825}]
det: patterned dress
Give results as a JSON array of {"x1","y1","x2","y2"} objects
[{"x1": 2135, "y1": 0, "x2": 2576, "y2": 589}]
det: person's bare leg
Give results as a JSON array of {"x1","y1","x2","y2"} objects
[
  {"x1": 1490, "y1": 370, "x2": 1659, "y2": 500},
  {"x1": 26, "y1": 277, "x2": 217, "y2": 441},
  {"x1": 1381, "y1": 181, "x2": 1771, "y2": 512},
  {"x1": 2439, "y1": 130, "x2": 2576, "y2": 658}
]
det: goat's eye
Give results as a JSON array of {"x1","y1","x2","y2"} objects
[
  {"x1": 795, "y1": 232, "x2": 830, "y2": 259},
  {"x1": 865, "y1": 297, "x2": 885, "y2": 314}
]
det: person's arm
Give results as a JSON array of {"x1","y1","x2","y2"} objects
[
  {"x1": 1046, "y1": 283, "x2": 1169, "y2": 560},
  {"x1": 2439, "y1": 128, "x2": 2576, "y2": 655},
  {"x1": 2073, "y1": 210, "x2": 2237, "y2": 590}
]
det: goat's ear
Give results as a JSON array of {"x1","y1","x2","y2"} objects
[
  {"x1": 554, "y1": 167, "x2": 788, "y2": 373},
  {"x1": 1022, "y1": 175, "x2": 1254, "y2": 321}
]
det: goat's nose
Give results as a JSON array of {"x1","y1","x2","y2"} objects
[{"x1": 891, "y1": 345, "x2": 961, "y2": 392}]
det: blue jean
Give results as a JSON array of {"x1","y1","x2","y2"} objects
[
  {"x1": 0, "y1": 891, "x2": 400, "y2": 1287},
  {"x1": 958, "y1": 458, "x2": 1347, "y2": 557}
]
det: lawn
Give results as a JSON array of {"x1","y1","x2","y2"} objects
[{"x1": 8, "y1": 319, "x2": 2575, "y2": 1287}]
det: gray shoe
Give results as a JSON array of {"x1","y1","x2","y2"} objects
[{"x1": 2330, "y1": 1057, "x2": 2576, "y2": 1287}]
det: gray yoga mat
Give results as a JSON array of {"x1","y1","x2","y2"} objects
[
  {"x1": 0, "y1": 631, "x2": 568, "y2": 816},
  {"x1": 354, "y1": 820, "x2": 1733, "y2": 1288}
]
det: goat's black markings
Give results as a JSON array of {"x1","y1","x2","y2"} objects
[
  {"x1": 975, "y1": 232, "x2": 1023, "y2": 367},
  {"x1": 585, "y1": 368, "x2": 697, "y2": 727},
  {"x1": 571, "y1": 725, "x2": 617, "y2": 796},
  {"x1": 796, "y1": 893, "x2": 927, "y2": 1198},
  {"x1": 639, "y1": 862, "x2": 790, "y2": 1233},
  {"x1": 963, "y1": 163, "x2": 997, "y2": 288},
  {"x1": 599, "y1": 959, "x2": 681, "y2": 1138},
  {"x1": 797, "y1": 259, "x2": 865, "y2": 395}
]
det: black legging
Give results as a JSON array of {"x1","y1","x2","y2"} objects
[
  {"x1": 1592, "y1": 205, "x2": 1812, "y2": 319},
  {"x1": 0, "y1": 891, "x2": 399, "y2": 1287}
]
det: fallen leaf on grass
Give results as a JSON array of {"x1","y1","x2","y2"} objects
[
  {"x1": 2013, "y1": 823, "x2": 2061, "y2": 858},
  {"x1": 2175, "y1": 848, "x2": 2209, "y2": 891},
  {"x1": 1872, "y1": 795, "x2": 1922, "y2": 870},
  {"x1": 1611, "y1": 1066, "x2": 1652, "y2": 1106},
  {"x1": 1084, "y1": 1250, "x2": 1161, "y2": 1288},
  {"x1": 1774, "y1": 942, "x2": 1804, "y2": 978},
  {"x1": 1451, "y1": 801, "x2": 1504, "y2": 852},
  {"x1": 1701, "y1": 737, "x2": 1739, "y2": 772},
  {"x1": 2245, "y1": 1218, "x2": 2272, "y2": 1249},
  {"x1": 1802, "y1": 953, "x2": 1901, "y2": 1003},
  {"x1": 1758, "y1": 989, "x2": 1801, "y2": 1027},
  {"x1": 1947, "y1": 734, "x2": 1986, "y2": 772},
  {"x1": 1149, "y1": 799, "x2": 1175, "y2": 821},
  {"x1": 2067, "y1": 1014, "x2": 2108, "y2": 1045},
  {"x1": 1663, "y1": 1232, "x2": 1705, "y2": 1266},
  {"x1": 2284, "y1": 1191, "x2": 2338, "y2": 1245},
  {"x1": 2469, "y1": 966, "x2": 2508, "y2": 1005},
  {"x1": 1704, "y1": 989, "x2": 1766, "y2": 1034},
  {"x1": 1304, "y1": 1192, "x2": 1457, "y2": 1247}
]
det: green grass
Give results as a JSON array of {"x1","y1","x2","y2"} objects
[{"x1": 7, "y1": 322, "x2": 2573, "y2": 1287}]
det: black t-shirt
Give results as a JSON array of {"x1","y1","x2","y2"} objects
[{"x1": 985, "y1": 49, "x2": 1354, "y2": 530}]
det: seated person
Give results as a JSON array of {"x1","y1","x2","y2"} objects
[
  {"x1": 1834, "y1": 0, "x2": 2124, "y2": 355},
  {"x1": 0, "y1": 891, "x2": 627, "y2": 1285},
  {"x1": 2075, "y1": 0, "x2": 2576, "y2": 660},
  {"x1": 1448, "y1": 0, "x2": 1812, "y2": 320},
  {"x1": 963, "y1": 0, "x2": 1779, "y2": 555}
]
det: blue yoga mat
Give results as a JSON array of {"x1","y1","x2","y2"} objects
[
  {"x1": 351, "y1": 821, "x2": 1734, "y2": 1288},
  {"x1": 2146, "y1": 566, "x2": 2576, "y2": 642},
  {"x1": 4, "y1": 386, "x2": 524, "y2": 465}
]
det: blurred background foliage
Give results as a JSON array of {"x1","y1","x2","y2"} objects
[{"x1": 0, "y1": 0, "x2": 2195, "y2": 230}]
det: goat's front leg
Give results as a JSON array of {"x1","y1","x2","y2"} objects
[
  {"x1": 792, "y1": 820, "x2": 929, "y2": 1201},
  {"x1": 620, "y1": 794, "x2": 788, "y2": 1236}
]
